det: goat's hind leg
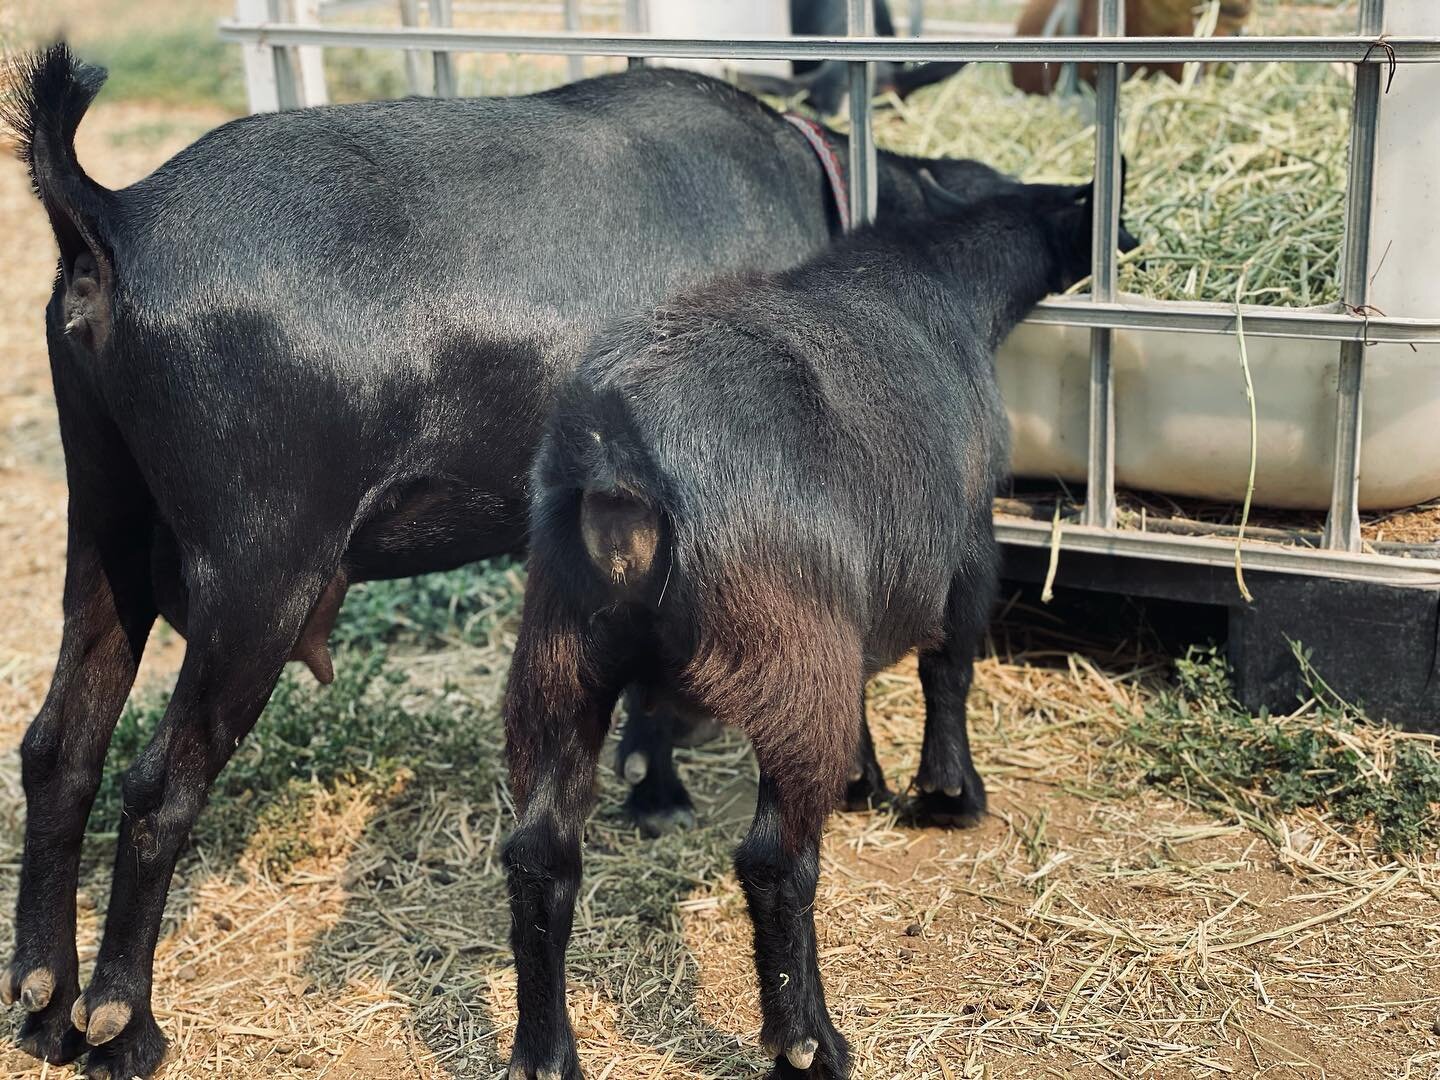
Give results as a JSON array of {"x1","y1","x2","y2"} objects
[
  {"x1": 909, "y1": 566, "x2": 993, "y2": 828},
  {"x1": 7, "y1": 460, "x2": 155, "y2": 1065},
  {"x1": 75, "y1": 549, "x2": 340, "y2": 1080},
  {"x1": 698, "y1": 607, "x2": 861, "y2": 1078},
  {"x1": 504, "y1": 566, "x2": 627, "y2": 1080}
]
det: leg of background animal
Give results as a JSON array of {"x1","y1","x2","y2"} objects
[
  {"x1": 6, "y1": 429, "x2": 156, "y2": 1066},
  {"x1": 910, "y1": 563, "x2": 995, "y2": 827},
  {"x1": 615, "y1": 690, "x2": 697, "y2": 836},
  {"x1": 843, "y1": 693, "x2": 890, "y2": 811},
  {"x1": 503, "y1": 568, "x2": 625, "y2": 1080},
  {"x1": 73, "y1": 553, "x2": 339, "y2": 1079}
]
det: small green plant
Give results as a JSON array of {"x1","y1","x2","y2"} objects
[
  {"x1": 1126, "y1": 645, "x2": 1440, "y2": 853},
  {"x1": 92, "y1": 644, "x2": 497, "y2": 865}
]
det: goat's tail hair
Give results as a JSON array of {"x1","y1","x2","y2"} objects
[{"x1": 1, "y1": 43, "x2": 114, "y2": 268}]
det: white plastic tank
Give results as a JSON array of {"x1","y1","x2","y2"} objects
[{"x1": 997, "y1": 0, "x2": 1440, "y2": 511}]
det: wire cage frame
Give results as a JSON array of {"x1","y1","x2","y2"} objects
[{"x1": 220, "y1": 0, "x2": 1440, "y2": 591}]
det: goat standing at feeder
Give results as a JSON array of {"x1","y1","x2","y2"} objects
[{"x1": 503, "y1": 177, "x2": 1138, "y2": 1079}]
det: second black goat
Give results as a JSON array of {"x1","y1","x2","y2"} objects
[{"x1": 502, "y1": 179, "x2": 1139, "y2": 1078}]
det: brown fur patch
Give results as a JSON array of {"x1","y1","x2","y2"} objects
[{"x1": 679, "y1": 561, "x2": 862, "y2": 851}]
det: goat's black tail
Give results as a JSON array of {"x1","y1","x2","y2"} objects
[{"x1": 2, "y1": 44, "x2": 114, "y2": 277}]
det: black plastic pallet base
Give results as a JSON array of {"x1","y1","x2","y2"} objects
[{"x1": 1000, "y1": 543, "x2": 1440, "y2": 732}]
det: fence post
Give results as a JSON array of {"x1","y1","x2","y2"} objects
[
  {"x1": 1082, "y1": 0, "x2": 1124, "y2": 529},
  {"x1": 847, "y1": 0, "x2": 877, "y2": 229},
  {"x1": 1324, "y1": 0, "x2": 1385, "y2": 551},
  {"x1": 430, "y1": 0, "x2": 458, "y2": 96},
  {"x1": 399, "y1": 0, "x2": 434, "y2": 95},
  {"x1": 564, "y1": 0, "x2": 584, "y2": 81},
  {"x1": 625, "y1": 0, "x2": 648, "y2": 69},
  {"x1": 235, "y1": 0, "x2": 296, "y2": 112},
  {"x1": 291, "y1": 0, "x2": 329, "y2": 106}
]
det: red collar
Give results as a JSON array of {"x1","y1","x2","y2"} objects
[{"x1": 783, "y1": 112, "x2": 851, "y2": 233}]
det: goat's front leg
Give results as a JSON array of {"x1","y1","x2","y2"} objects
[
  {"x1": 503, "y1": 577, "x2": 621, "y2": 1080},
  {"x1": 6, "y1": 514, "x2": 154, "y2": 1067},
  {"x1": 843, "y1": 695, "x2": 890, "y2": 811},
  {"x1": 74, "y1": 557, "x2": 336, "y2": 1080},
  {"x1": 615, "y1": 690, "x2": 698, "y2": 836}
]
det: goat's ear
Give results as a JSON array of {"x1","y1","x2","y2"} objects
[{"x1": 916, "y1": 168, "x2": 973, "y2": 218}]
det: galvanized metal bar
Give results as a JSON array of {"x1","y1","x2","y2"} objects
[
  {"x1": 1027, "y1": 298, "x2": 1440, "y2": 344},
  {"x1": 1324, "y1": 0, "x2": 1386, "y2": 552},
  {"x1": 847, "y1": 0, "x2": 878, "y2": 230},
  {"x1": 623, "y1": 0, "x2": 646, "y2": 68},
  {"x1": 563, "y1": 0, "x2": 583, "y2": 80},
  {"x1": 908, "y1": 0, "x2": 924, "y2": 36},
  {"x1": 236, "y1": 0, "x2": 284, "y2": 110},
  {"x1": 291, "y1": 0, "x2": 331, "y2": 104},
  {"x1": 398, "y1": 0, "x2": 430, "y2": 95},
  {"x1": 214, "y1": 25, "x2": 1440, "y2": 64},
  {"x1": 429, "y1": 0, "x2": 457, "y2": 96},
  {"x1": 1083, "y1": 0, "x2": 1123, "y2": 529},
  {"x1": 992, "y1": 516, "x2": 1440, "y2": 589}
]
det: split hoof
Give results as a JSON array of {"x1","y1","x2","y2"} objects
[
  {"x1": 786, "y1": 1038, "x2": 819, "y2": 1070},
  {"x1": 79, "y1": 1002, "x2": 166, "y2": 1079},
  {"x1": 622, "y1": 751, "x2": 648, "y2": 785},
  {"x1": 74, "y1": 999, "x2": 131, "y2": 1046},
  {"x1": 906, "y1": 784, "x2": 986, "y2": 829},
  {"x1": 19, "y1": 968, "x2": 54, "y2": 1012}
]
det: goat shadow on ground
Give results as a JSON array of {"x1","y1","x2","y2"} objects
[{"x1": 299, "y1": 717, "x2": 762, "y2": 1078}]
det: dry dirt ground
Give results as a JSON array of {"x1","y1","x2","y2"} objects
[{"x1": 2, "y1": 15, "x2": 1440, "y2": 1080}]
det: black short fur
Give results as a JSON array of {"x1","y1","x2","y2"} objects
[{"x1": 504, "y1": 178, "x2": 1138, "y2": 1078}]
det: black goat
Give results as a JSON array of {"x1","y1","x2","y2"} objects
[
  {"x1": 2, "y1": 43, "x2": 1057, "y2": 1079},
  {"x1": 503, "y1": 180, "x2": 1138, "y2": 1079}
]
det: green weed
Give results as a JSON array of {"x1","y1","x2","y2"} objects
[{"x1": 1126, "y1": 645, "x2": 1440, "y2": 853}]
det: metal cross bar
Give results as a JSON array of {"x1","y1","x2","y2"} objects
[
  {"x1": 847, "y1": 0, "x2": 877, "y2": 230},
  {"x1": 1324, "y1": 0, "x2": 1386, "y2": 552},
  {"x1": 1029, "y1": 298, "x2": 1440, "y2": 344},
  {"x1": 214, "y1": 24, "x2": 1440, "y2": 64},
  {"x1": 1083, "y1": 0, "x2": 1123, "y2": 529}
]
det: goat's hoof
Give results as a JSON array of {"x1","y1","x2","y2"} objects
[
  {"x1": 73, "y1": 998, "x2": 130, "y2": 1046},
  {"x1": 80, "y1": 1003, "x2": 165, "y2": 1079},
  {"x1": 622, "y1": 767, "x2": 697, "y2": 838},
  {"x1": 842, "y1": 769, "x2": 892, "y2": 812},
  {"x1": 622, "y1": 751, "x2": 648, "y2": 785},
  {"x1": 635, "y1": 805, "x2": 696, "y2": 837},
  {"x1": 19, "y1": 968, "x2": 55, "y2": 1012},
  {"x1": 786, "y1": 1038, "x2": 819, "y2": 1069},
  {"x1": 764, "y1": 1025, "x2": 849, "y2": 1078},
  {"x1": 906, "y1": 783, "x2": 987, "y2": 829}
]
